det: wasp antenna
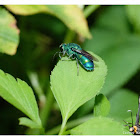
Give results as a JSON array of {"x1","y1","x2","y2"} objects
[
  {"x1": 52, "y1": 52, "x2": 59, "y2": 62},
  {"x1": 127, "y1": 110, "x2": 133, "y2": 127}
]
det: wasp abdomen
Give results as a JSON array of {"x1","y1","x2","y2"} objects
[{"x1": 77, "y1": 55, "x2": 94, "y2": 71}]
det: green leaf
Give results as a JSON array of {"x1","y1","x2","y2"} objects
[
  {"x1": 50, "y1": 52, "x2": 107, "y2": 124},
  {"x1": 83, "y1": 6, "x2": 140, "y2": 95},
  {"x1": 74, "y1": 97, "x2": 95, "y2": 118},
  {"x1": 70, "y1": 117, "x2": 130, "y2": 135},
  {"x1": 126, "y1": 5, "x2": 140, "y2": 33},
  {"x1": 0, "y1": 70, "x2": 42, "y2": 129},
  {"x1": 0, "y1": 7, "x2": 19, "y2": 55},
  {"x1": 94, "y1": 94, "x2": 110, "y2": 117},
  {"x1": 6, "y1": 5, "x2": 91, "y2": 39},
  {"x1": 95, "y1": 6, "x2": 129, "y2": 34},
  {"x1": 83, "y1": 28, "x2": 122, "y2": 55},
  {"x1": 47, "y1": 5, "x2": 92, "y2": 39},
  {"x1": 83, "y1": 6, "x2": 130, "y2": 55},
  {"x1": 100, "y1": 35, "x2": 140, "y2": 95},
  {"x1": 6, "y1": 5, "x2": 49, "y2": 15},
  {"x1": 84, "y1": 29, "x2": 140, "y2": 96},
  {"x1": 19, "y1": 117, "x2": 41, "y2": 129},
  {"x1": 108, "y1": 89, "x2": 139, "y2": 122},
  {"x1": 83, "y1": 6, "x2": 129, "y2": 54}
]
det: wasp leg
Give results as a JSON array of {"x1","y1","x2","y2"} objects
[
  {"x1": 69, "y1": 54, "x2": 76, "y2": 59},
  {"x1": 62, "y1": 51, "x2": 66, "y2": 56},
  {"x1": 59, "y1": 52, "x2": 64, "y2": 59},
  {"x1": 61, "y1": 54, "x2": 74, "y2": 61},
  {"x1": 66, "y1": 54, "x2": 75, "y2": 60},
  {"x1": 76, "y1": 59, "x2": 79, "y2": 76}
]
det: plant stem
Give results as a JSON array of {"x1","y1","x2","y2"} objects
[
  {"x1": 46, "y1": 114, "x2": 93, "y2": 135},
  {"x1": 58, "y1": 115, "x2": 68, "y2": 135},
  {"x1": 84, "y1": 5, "x2": 100, "y2": 18}
]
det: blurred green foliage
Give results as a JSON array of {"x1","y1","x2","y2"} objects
[{"x1": 0, "y1": 5, "x2": 140, "y2": 135}]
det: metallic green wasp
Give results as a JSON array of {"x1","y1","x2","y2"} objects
[{"x1": 59, "y1": 43, "x2": 98, "y2": 75}]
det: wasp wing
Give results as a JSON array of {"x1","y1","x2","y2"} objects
[{"x1": 71, "y1": 48, "x2": 99, "y2": 62}]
